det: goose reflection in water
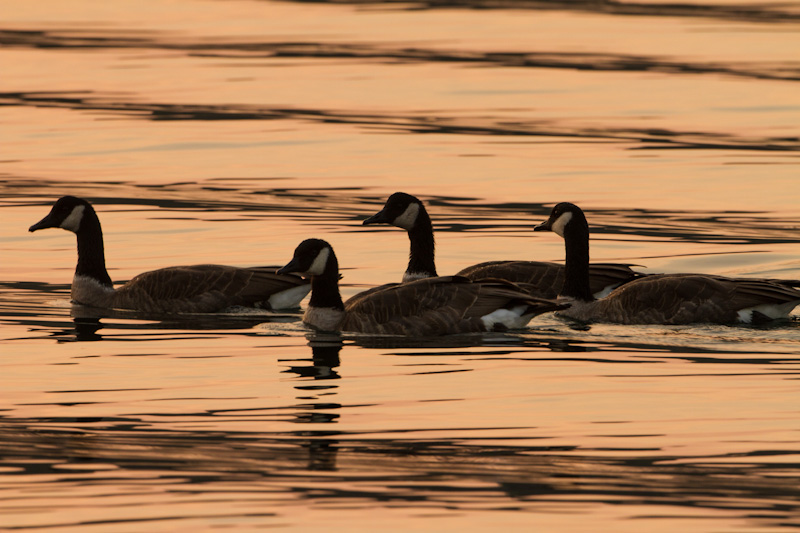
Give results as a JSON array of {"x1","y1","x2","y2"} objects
[
  {"x1": 43, "y1": 303, "x2": 304, "y2": 342},
  {"x1": 70, "y1": 316, "x2": 104, "y2": 342},
  {"x1": 282, "y1": 336, "x2": 343, "y2": 381},
  {"x1": 283, "y1": 337, "x2": 343, "y2": 426},
  {"x1": 285, "y1": 337, "x2": 344, "y2": 471}
]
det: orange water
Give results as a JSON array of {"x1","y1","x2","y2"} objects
[{"x1": 1, "y1": 0, "x2": 799, "y2": 531}]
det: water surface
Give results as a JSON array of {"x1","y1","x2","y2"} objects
[{"x1": 1, "y1": 0, "x2": 799, "y2": 531}]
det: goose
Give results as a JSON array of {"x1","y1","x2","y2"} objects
[
  {"x1": 277, "y1": 238, "x2": 567, "y2": 335},
  {"x1": 534, "y1": 202, "x2": 800, "y2": 325},
  {"x1": 362, "y1": 192, "x2": 641, "y2": 298},
  {"x1": 29, "y1": 196, "x2": 311, "y2": 313}
]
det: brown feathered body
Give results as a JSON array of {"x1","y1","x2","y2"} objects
[
  {"x1": 73, "y1": 265, "x2": 309, "y2": 313},
  {"x1": 560, "y1": 273, "x2": 800, "y2": 325},
  {"x1": 339, "y1": 275, "x2": 566, "y2": 336}
]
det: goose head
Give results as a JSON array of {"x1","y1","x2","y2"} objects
[
  {"x1": 278, "y1": 238, "x2": 336, "y2": 278},
  {"x1": 29, "y1": 196, "x2": 93, "y2": 234},
  {"x1": 534, "y1": 202, "x2": 587, "y2": 238},
  {"x1": 362, "y1": 192, "x2": 424, "y2": 230}
]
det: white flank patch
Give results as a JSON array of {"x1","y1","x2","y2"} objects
[
  {"x1": 550, "y1": 211, "x2": 573, "y2": 238},
  {"x1": 402, "y1": 271, "x2": 432, "y2": 282},
  {"x1": 737, "y1": 301, "x2": 799, "y2": 323},
  {"x1": 307, "y1": 247, "x2": 331, "y2": 276},
  {"x1": 268, "y1": 284, "x2": 311, "y2": 309},
  {"x1": 481, "y1": 304, "x2": 532, "y2": 330},
  {"x1": 393, "y1": 202, "x2": 420, "y2": 230},
  {"x1": 60, "y1": 205, "x2": 86, "y2": 232}
]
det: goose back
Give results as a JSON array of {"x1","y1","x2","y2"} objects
[
  {"x1": 564, "y1": 274, "x2": 800, "y2": 325},
  {"x1": 110, "y1": 265, "x2": 309, "y2": 313},
  {"x1": 342, "y1": 275, "x2": 565, "y2": 336},
  {"x1": 456, "y1": 261, "x2": 642, "y2": 299}
]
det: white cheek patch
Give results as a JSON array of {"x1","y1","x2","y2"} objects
[
  {"x1": 306, "y1": 247, "x2": 331, "y2": 276},
  {"x1": 60, "y1": 205, "x2": 86, "y2": 232},
  {"x1": 392, "y1": 202, "x2": 420, "y2": 230},
  {"x1": 550, "y1": 211, "x2": 573, "y2": 237}
]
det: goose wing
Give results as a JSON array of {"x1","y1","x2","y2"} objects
[
  {"x1": 457, "y1": 261, "x2": 641, "y2": 298},
  {"x1": 233, "y1": 266, "x2": 310, "y2": 307},
  {"x1": 594, "y1": 274, "x2": 800, "y2": 324},
  {"x1": 113, "y1": 264, "x2": 308, "y2": 313},
  {"x1": 457, "y1": 261, "x2": 564, "y2": 298},
  {"x1": 721, "y1": 278, "x2": 800, "y2": 318},
  {"x1": 587, "y1": 263, "x2": 647, "y2": 295}
]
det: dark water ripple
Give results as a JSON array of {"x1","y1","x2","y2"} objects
[
  {"x1": 2, "y1": 30, "x2": 799, "y2": 82},
  {"x1": 1, "y1": 418, "x2": 798, "y2": 529},
  {"x1": 4, "y1": 178, "x2": 800, "y2": 245},
  {"x1": 275, "y1": 0, "x2": 800, "y2": 23},
  {"x1": 2, "y1": 91, "x2": 800, "y2": 152},
  {"x1": 3, "y1": 3, "x2": 798, "y2": 530}
]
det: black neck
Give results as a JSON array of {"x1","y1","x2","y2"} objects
[
  {"x1": 406, "y1": 207, "x2": 437, "y2": 278},
  {"x1": 75, "y1": 208, "x2": 113, "y2": 287},
  {"x1": 309, "y1": 254, "x2": 345, "y2": 310},
  {"x1": 561, "y1": 214, "x2": 594, "y2": 302}
]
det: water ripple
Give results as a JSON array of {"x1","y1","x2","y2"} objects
[
  {"x1": 275, "y1": 0, "x2": 800, "y2": 23},
  {"x1": 1, "y1": 419, "x2": 798, "y2": 529},
  {"x1": 2, "y1": 91, "x2": 800, "y2": 153},
  {"x1": 2, "y1": 30, "x2": 799, "y2": 82},
  {"x1": 4, "y1": 178, "x2": 799, "y2": 245}
]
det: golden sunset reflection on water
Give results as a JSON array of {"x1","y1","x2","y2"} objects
[{"x1": 1, "y1": 0, "x2": 800, "y2": 530}]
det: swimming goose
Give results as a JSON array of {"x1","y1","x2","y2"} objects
[
  {"x1": 534, "y1": 202, "x2": 800, "y2": 324},
  {"x1": 29, "y1": 196, "x2": 311, "y2": 313},
  {"x1": 362, "y1": 192, "x2": 641, "y2": 298},
  {"x1": 277, "y1": 238, "x2": 567, "y2": 335}
]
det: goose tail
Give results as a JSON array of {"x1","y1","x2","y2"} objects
[{"x1": 481, "y1": 296, "x2": 569, "y2": 331}]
